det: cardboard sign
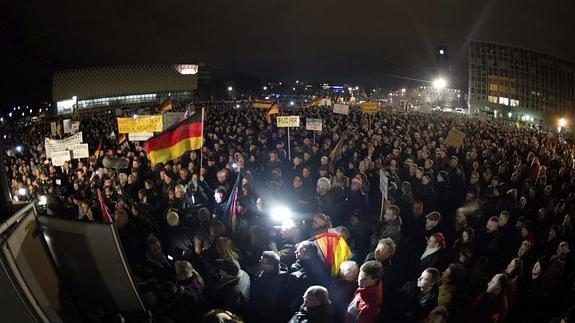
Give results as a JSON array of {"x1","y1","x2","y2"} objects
[
  {"x1": 277, "y1": 116, "x2": 300, "y2": 128},
  {"x1": 306, "y1": 118, "x2": 323, "y2": 131},
  {"x1": 51, "y1": 150, "x2": 71, "y2": 166},
  {"x1": 117, "y1": 115, "x2": 163, "y2": 133},
  {"x1": 70, "y1": 143, "x2": 90, "y2": 159},
  {"x1": 129, "y1": 132, "x2": 154, "y2": 142},
  {"x1": 444, "y1": 128, "x2": 466, "y2": 147},
  {"x1": 360, "y1": 102, "x2": 380, "y2": 114},
  {"x1": 333, "y1": 104, "x2": 349, "y2": 115}
]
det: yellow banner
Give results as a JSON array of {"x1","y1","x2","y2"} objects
[
  {"x1": 253, "y1": 101, "x2": 274, "y2": 109},
  {"x1": 117, "y1": 115, "x2": 163, "y2": 133},
  {"x1": 360, "y1": 102, "x2": 380, "y2": 114}
]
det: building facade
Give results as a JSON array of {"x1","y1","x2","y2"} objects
[
  {"x1": 52, "y1": 65, "x2": 199, "y2": 113},
  {"x1": 468, "y1": 41, "x2": 575, "y2": 123}
]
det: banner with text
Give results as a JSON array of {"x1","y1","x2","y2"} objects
[
  {"x1": 306, "y1": 118, "x2": 323, "y2": 131},
  {"x1": 70, "y1": 143, "x2": 90, "y2": 159},
  {"x1": 51, "y1": 151, "x2": 71, "y2": 166},
  {"x1": 117, "y1": 115, "x2": 163, "y2": 133},
  {"x1": 45, "y1": 132, "x2": 83, "y2": 158},
  {"x1": 129, "y1": 132, "x2": 155, "y2": 142},
  {"x1": 333, "y1": 104, "x2": 350, "y2": 115},
  {"x1": 277, "y1": 116, "x2": 300, "y2": 128},
  {"x1": 360, "y1": 102, "x2": 380, "y2": 114}
]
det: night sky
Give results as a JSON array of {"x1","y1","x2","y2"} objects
[{"x1": 1, "y1": 0, "x2": 574, "y2": 110}]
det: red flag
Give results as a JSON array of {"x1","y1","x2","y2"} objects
[{"x1": 97, "y1": 188, "x2": 113, "y2": 224}]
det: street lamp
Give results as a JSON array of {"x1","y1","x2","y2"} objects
[
  {"x1": 433, "y1": 78, "x2": 447, "y2": 89},
  {"x1": 558, "y1": 117, "x2": 567, "y2": 133}
]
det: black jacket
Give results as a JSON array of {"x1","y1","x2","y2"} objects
[{"x1": 288, "y1": 303, "x2": 335, "y2": 323}]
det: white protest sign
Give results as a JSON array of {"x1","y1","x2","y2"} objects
[
  {"x1": 333, "y1": 104, "x2": 349, "y2": 115},
  {"x1": 70, "y1": 143, "x2": 90, "y2": 159},
  {"x1": 306, "y1": 118, "x2": 323, "y2": 131},
  {"x1": 51, "y1": 150, "x2": 71, "y2": 166},
  {"x1": 50, "y1": 122, "x2": 57, "y2": 137},
  {"x1": 277, "y1": 116, "x2": 300, "y2": 128},
  {"x1": 71, "y1": 121, "x2": 80, "y2": 133},
  {"x1": 63, "y1": 119, "x2": 72, "y2": 134},
  {"x1": 129, "y1": 132, "x2": 154, "y2": 142},
  {"x1": 45, "y1": 132, "x2": 83, "y2": 158}
]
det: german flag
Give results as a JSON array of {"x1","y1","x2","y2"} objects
[
  {"x1": 307, "y1": 97, "x2": 323, "y2": 107},
  {"x1": 253, "y1": 99, "x2": 274, "y2": 109},
  {"x1": 160, "y1": 99, "x2": 173, "y2": 113},
  {"x1": 312, "y1": 232, "x2": 352, "y2": 277},
  {"x1": 118, "y1": 133, "x2": 127, "y2": 145},
  {"x1": 144, "y1": 113, "x2": 203, "y2": 165},
  {"x1": 266, "y1": 102, "x2": 280, "y2": 123}
]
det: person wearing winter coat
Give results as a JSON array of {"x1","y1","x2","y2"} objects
[
  {"x1": 248, "y1": 251, "x2": 289, "y2": 323},
  {"x1": 344, "y1": 261, "x2": 384, "y2": 323},
  {"x1": 289, "y1": 285, "x2": 334, "y2": 323}
]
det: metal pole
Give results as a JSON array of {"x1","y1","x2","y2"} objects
[
  {"x1": 287, "y1": 127, "x2": 291, "y2": 161},
  {"x1": 200, "y1": 107, "x2": 205, "y2": 175}
]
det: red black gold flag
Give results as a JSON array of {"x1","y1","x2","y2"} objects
[{"x1": 144, "y1": 113, "x2": 203, "y2": 165}]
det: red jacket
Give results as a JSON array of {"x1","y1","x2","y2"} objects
[{"x1": 344, "y1": 282, "x2": 383, "y2": 323}]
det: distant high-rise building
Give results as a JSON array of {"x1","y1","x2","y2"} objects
[{"x1": 468, "y1": 41, "x2": 575, "y2": 122}]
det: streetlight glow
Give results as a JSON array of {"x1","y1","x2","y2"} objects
[
  {"x1": 558, "y1": 118, "x2": 567, "y2": 128},
  {"x1": 433, "y1": 78, "x2": 447, "y2": 89}
]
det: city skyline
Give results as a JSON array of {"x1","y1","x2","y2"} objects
[{"x1": 1, "y1": 0, "x2": 574, "y2": 111}]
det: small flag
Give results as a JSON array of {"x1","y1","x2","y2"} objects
[
  {"x1": 266, "y1": 102, "x2": 280, "y2": 123},
  {"x1": 253, "y1": 99, "x2": 274, "y2": 109},
  {"x1": 224, "y1": 174, "x2": 241, "y2": 234},
  {"x1": 97, "y1": 188, "x2": 113, "y2": 224},
  {"x1": 118, "y1": 133, "x2": 127, "y2": 145},
  {"x1": 160, "y1": 99, "x2": 173, "y2": 113},
  {"x1": 56, "y1": 119, "x2": 62, "y2": 138},
  {"x1": 144, "y1": 112, "x2": 203, "y2": 165},
  {"x1": 93, "y1": 140, "x2": 102, "y2": 160},
  {"x1": 329, "y1": 134, "x2": 345, "y2": 163},
  {"x1": 307, "y1": 97, "x2": 323, "y2": 107}
]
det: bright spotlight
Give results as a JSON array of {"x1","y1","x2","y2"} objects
[
  {"x1": 271, "y1": 206, "x2": 292, "y2": 223},
  {"x1": 558, "y1": 118, "x2": 567, "y2": 128},
  {"x1": 38, "y1": 195, "x2": 48, "y2": 206},
  {"x1": 15, "y1": 145, "x2": 23, "y2": 152},
  {"x1": 18, "y1": 188, "x2": 27, "y2": 196},
  {"x1": 290, "y1": 101, "x2": 295, "y2": 106},
  {"x1": 355, "y1": 86, "x2": 359, "y2": 90},
  {"x1": 227, "y1": 86, "x2": 233, "y2": 92},
  {"x1": 508, "y1": 112, "x2": 512, "y2": 118},
  {"x1": 8, "y1": 112, "x2": 12, "y2": 117},
  {"x1": 281, "y1": 218, "x2": 296, "y2": 230},
  {"x1": 133, "y1": 114, "x2": 138, "y2": 119},
  {"x1": 401, "y1": 88, "x2": 406, "y2": 93},
  {"x1": 433, "y1": 78, "x2": 447, "y2": 89},
  {"x1": 263, "y1": 86, "x2": 267, "y2": 90},
  {"x1": 439, "y1": 49, "x2": 445, "y2": 55}
]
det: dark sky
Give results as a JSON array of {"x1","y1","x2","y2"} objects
[{"x1": 1, "y1": 0, "x2": 574, "y2": 110}]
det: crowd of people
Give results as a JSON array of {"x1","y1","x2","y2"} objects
[{"x1": 2, "y1": 101, "x2": 575, "y2": 323}]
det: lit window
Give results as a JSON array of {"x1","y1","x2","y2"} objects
[
  {"x1": 510, "y1": 99, "x2": 519, "y2": 107},
  {"x1": 499, "y1": 97, "x2": 509, "y2": 105},
  {"x1": 488, "y1": 96, "x2": 498, "y2": 103}
]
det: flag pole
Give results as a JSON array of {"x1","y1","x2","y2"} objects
[
  {"x1": 200, "y1": 107, "x2": 205, "y2": 176},
  {"x1": 287, "y1": 126, "x2": 291, "y2": 161}
]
